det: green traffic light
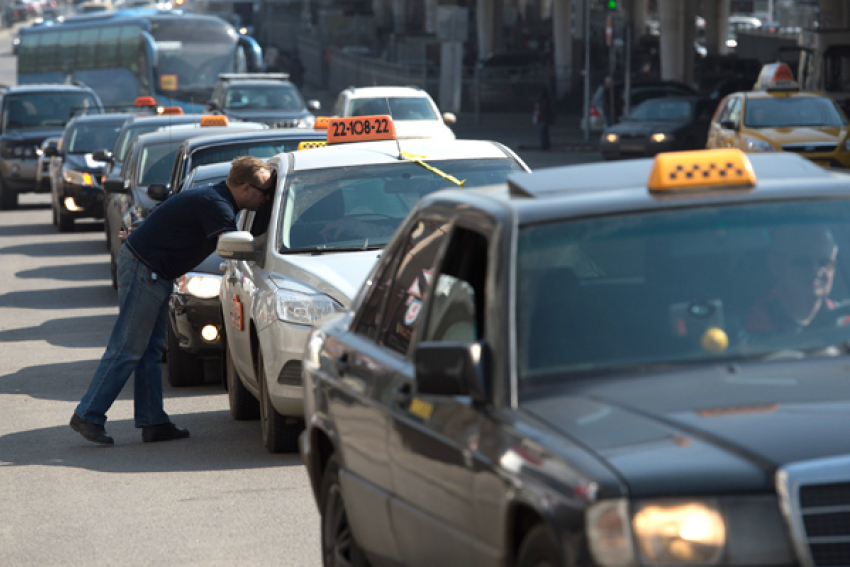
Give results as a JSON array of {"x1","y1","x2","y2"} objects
[{"x1": 607, "y1": 0, "x2": 617, "y2": 8}]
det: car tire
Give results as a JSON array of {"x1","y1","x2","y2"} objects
[
  {"x1": 257, "y1": 349, "x2": 301, "y2": 453},
  {"x1": 166, "y1": 319, "x2": 205, "y2": 387},
  {"x1": 515, "y1": 524, "x2": 561, "y2": 567},
  {"x1": 320, "y1": 454, "x2": 369, "y2": 567},
  {"x1": 0, "y1": 178, "x2": 17, "y2": 210},
  {"x1": 226, "y1": 338, "x2": 259, "y2": 420},
  {"x1": 57, "y1": 211, "x2": 75, "y2": 232}
]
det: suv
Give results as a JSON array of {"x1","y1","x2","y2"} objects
[
  {"x1": 332, "y1": 85, "x2": 457, "y2": 140},
  {"x1": 0, "y1": 84, "x2": 103, "y2": 209},
  {"x1": 206, "y1": 73, "x2": 320, "y2": 128}
]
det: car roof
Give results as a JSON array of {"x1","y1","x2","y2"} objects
[
  {"x1": 738, "y1": 90, "x2": 827, "y2": 100},
  {"x1": 344, "y1": 86, "x2": 429, "y2": 99},
  {"x1": 3, "y1": 84, "x2": 97, "y2": 94},
  {"x1": 180, "y1": 129, "x2": 326, "y2": 150},
  {"x1": 420, "y1": 153, "x2": 850, "y2": 227},
  {"x1": 290, "y1": 139, "x2": 516, "y2": 171},
  {"x1": 134, "y1": 126, "x2": 248, "y2": 146},
  {"x1": 123, "y1": 113, "x2": 205, "y2": 126},
  {"x1": 223, "y1": 79, "x2": 293, "y2": 87},
  {"x1": 68, "y1": 113, "x2": 132, "y2": 125}
]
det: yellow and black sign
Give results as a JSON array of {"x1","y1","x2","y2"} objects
[
  {"x1": 327, "y1": 115, "x2": 396, "y2": 144},
  {"x1": 297, "y1": 141, "x2": 327, "y2": 150},
  {"x1": 160, "y1": 74, "x2": 178, "y2": 91},
  {"x1": 313, "y1": 116, "x2": 330, "y2": 130},
  {"x1": 648, "y1": 149, "x2": 756, "y2": 193}
]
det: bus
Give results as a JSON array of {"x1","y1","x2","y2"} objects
[
  {"x1": 798, "y1": 29, "x2": 850, "y2": 115},
  {"x1": 17, "y1": 10, "x2": 264, "y2": 112}
]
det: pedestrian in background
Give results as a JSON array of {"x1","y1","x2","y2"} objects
[
  {"x1": 70, "y1": 157, "x2": 273, "y2": 445},
  {"x1": 534, "y1": 87, "x2": 555, "y2": 151}
]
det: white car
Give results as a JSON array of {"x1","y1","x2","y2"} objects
[
  {"x1": 332, "y1": 86, "x2": 457, "y2": 140},
  {"x1": 216, "y1": 117, "x2": 528, "y2": 453}
]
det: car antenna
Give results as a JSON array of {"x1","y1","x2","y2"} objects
[{"x1": 386, "y1": 97, "x2": 403, "y2": 160}]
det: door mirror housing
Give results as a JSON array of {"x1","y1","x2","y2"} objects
[
  {"x1": 42, "y1": 144, "x2": 60, "y2": 158},
  {"x1": 442, "y1": 112, "x2": 457, "y2": 125},
  {"x1": 103, "y1": 177, "x2": 128, "y2": 194},
  {"x1": 205, "y1": 100, "x2": 219, "y2": 112},
  {"x1": 307, "y1": 100, "x2": 321, "y2": 112},
  {"x1": 720, "y1": 119, "x2": 738, "y2": 131},
  {"x1": 91, "y1": 149, "x2": 113, "y2": 162},
  {"x1": 414, "y1": 341, "x2": 489, "y2": 405},
  {"x1": 147, "y1": 183, "x2": 170, "y2": 202},
  {"x1": 216, "y1": 230, "x2": 261, "y2": 261}
]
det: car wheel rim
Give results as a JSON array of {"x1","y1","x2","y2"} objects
[{"x1": 323, "y1": 485, "x2": 354, "y2": 567}]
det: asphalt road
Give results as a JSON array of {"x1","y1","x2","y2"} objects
[{"x1": 0, "y1": 22, "x2": 601, "y2": 565}]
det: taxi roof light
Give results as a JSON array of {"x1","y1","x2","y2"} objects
[
  {"x1": 200, "y1": 115, "x2": 229, "y2": 127},
  {"x1": 297, "y1": 141, "x2": 327, "y2": 150},
  {"x1": 326, "y1": 115, "x2": 396, "y2": 145},
  {"x1": 313, "y1": 116, "x2": 330, "y2": 130},
  {"x1": 648, "y1": 149, "x2": 756, "y2": 193},
  {"x1": 755, "y1": 62, "x2": 799, "y2": 92},
  {"x1": 160, "y1": 106, "x2": 183, "y2": 115},
  {"x1": 134, "y1": 96, "x2": 157, "y2": 107}
]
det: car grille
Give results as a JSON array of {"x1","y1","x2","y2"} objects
[
  {"x1": 277, "y1": 360, "x2": 302, "y2": 385},
  {"x1": 781, "y1": 143, "x2": 837, "y2": 154},
  {"x1": 619, "y1": 133, "x2": 647, "y2": 140},
  {"x1": 777, "y1": 455, "x2": 850, "y2": 567},
  {"x1": 272, "y1": 119, "x2": 299, "y2": 128}
]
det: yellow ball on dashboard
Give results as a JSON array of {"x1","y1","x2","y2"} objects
[{"x1": 701, "y1": 327, "x2": 729, "y2": 353}]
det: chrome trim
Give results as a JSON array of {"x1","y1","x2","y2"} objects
[{"x1": 776, "y1": 454, "x2": 850, "y2": 567}]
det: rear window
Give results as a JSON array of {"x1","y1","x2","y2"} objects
[{"x1": 3, "y1": 92, "x2": 99, "y2": 130}]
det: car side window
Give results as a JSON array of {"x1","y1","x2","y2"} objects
[
  {"x1": 715, "y1": 97, "x2": 731, "y2": 124},
  {"x1": 379, "y1": 218, "x2": 450, "y2": 355},
  {"x1": 727, "y1": 97, "x2": 742, "y2": 126},
  {"x1": 423, "y1": 227, "x2": 488, "y2": 344},
  {"x1": 353, "y1": 249, "x2": 399, "y2": 341}
]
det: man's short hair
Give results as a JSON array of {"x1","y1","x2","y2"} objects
[{"x1": 228, "y1": 156, "x2": 270, "y2": 186}]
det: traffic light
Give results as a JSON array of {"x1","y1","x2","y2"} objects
[{"x1": 606, "y1": 0, "x2": 618, "y2": 9}]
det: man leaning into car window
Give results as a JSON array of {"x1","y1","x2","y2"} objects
[{"x1": 70, "y1": 156, "x2": 272, "y2": 445}]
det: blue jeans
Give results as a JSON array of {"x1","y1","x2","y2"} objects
[{"x1": 75, "y1": 245, "x2": 173, "y2": 427}]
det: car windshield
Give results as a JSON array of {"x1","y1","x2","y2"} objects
[
  {"x1": 279, "y1": 158, "x2": 523, "y2": 252},
  {"x1": 114, "y1": 119, "x2": 195, "y2": 163},
  {"x1": 517, "y1": 201, "x2": 850, "y2": 385},
  {"x1": 348, "y1": 97, "x2": 438, "y2": 120},
  {"x1": 189, "y1": 140, "x2": 312, "y2": 175},
  {"x1": 66, "y1": 122, "x2": 122, "y2": 154},
  {"x1": 2, "y1": 93, "x2": 99, "y2": 130},
  {"x1": 224, "y1": 85, "x2": 304, "y2": 110},
  {"x1": 627, "y1": 99, "x2": 693, "y2": 121},
  {"x1": 138, "y1": 142, "x2": 181, "y2": 186},
  {"x1": 744, "y1": 97, "x2": 848, "y2": 128}
]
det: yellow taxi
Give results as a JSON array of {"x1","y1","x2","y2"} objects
[{"x1": 706, "y1": 62, "x2": 850, "y2": 168}]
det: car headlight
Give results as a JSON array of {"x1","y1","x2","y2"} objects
[
  {"x1": 177, "y1": 272, "x2": 222, "y2": 299},
  {"x1": 63, "y1": 169, "x2": 96, "y2": 186},
  {"x1": 297, "y1": 115, "x2": 317, "y2": 129},
  {"x1": 605, "y1": 133, "x2": 619, "y2": 143},
  {"x1": 587, "y1": 496, "x2": 794, "y2": 567},
  {"x1": 274, "y1": 288, "x2": 344, "y2": 326},
  {"x1": 0, "y1": 142, "x2": 36, "y2": 159},
  {"x1": 744, "y1": 138, "x2": 775, "y2": 152},
  {"x1": 633, "y1": 500, "x2": 725, "y2": 565},
  {"x1": 651, "y1": 133, "x2": 673, "y2": 143}
]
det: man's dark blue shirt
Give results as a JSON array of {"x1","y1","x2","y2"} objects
[{"x1": 126, "y1": 181, "x2": 238, "y2": 280}]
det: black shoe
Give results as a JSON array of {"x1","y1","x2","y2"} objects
[
  {"x1": 142, "y1": 422, "x2": 190, "y2": 443},
  {"x1": 70, "y1": 413, "x2": 114, "y2": 445}
]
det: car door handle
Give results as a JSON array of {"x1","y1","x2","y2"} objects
[
  {"x1": 333, "y1": 353, "x2": 350, "y2": 374},
  {"x1": 393, "y1": 383, "x2": 412, "y2": 410}
]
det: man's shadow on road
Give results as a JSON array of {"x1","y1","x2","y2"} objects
[{"x1": 0, "y1": 409, "x2": 302, "y2": 473}]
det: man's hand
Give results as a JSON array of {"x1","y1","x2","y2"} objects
[{"x1": 118, "y1": 226, "x2": 135, "y2": 242}]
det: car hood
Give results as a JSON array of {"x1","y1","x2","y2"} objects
[
  {"x1": 224, "y1": 109, "x2": 309, "y2": 124},
  {"x1": 269, "y1": 249, "x2": 381, "y2": 306},
  {"x1": 522, "y1": 359, "x2": 850, "y2": 496},
  {"x1": 63, "y1": 152, "x2": 108, "y2": 173},
  {"x1": 748, "y1": 126, "x2": 847, "y2": 145},
  {"x1": 3, "y1": 126, "x2": 65, "y2": 143},
  {"x1": 392, "y1": 120, "x2": 456, "y2": 140},
  {"x1": 611, "y1": 120, "x2": 689, "y2": 135}
]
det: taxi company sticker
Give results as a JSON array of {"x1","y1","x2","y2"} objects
[
  {"x1": 409, "y1": 397, "x2": 434, "y2": 421},
  {"x1": 407, "y1": 278, "x2": 421, "y2": 299},
  {"x1": 230, "y1": 295, "x2": 244, "y2": 331},
  {"x1": 404, "y1": 299, "x2": 422, "y2": 326},
  {"x1": 160, "y1": 74, "x2": 178, "y2": 91}
]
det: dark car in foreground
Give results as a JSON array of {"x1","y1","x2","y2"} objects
[
  {"x1": 45, "y1": 113, "x2": 126, "y2": 231},
  {"x1": 206, "y1": 73, "x2": 320, "y2": 128},
  {"x1": 301, "y1": 148, "x2": 850, "y2": 567},
  {"x1": 600, "y1": 96, "x2": 714, "y2": 160}
]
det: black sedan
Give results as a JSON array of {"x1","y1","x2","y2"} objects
[
  {"x1": 301, "y1": 149, "x2": 850, "y2": 567},
  {"x1": 599, "y1": 96, "x2": 714, "y2": 160}
]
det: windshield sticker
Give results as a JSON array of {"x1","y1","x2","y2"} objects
[
  {"x1": 400, "y1": 151, "x2": 465, "y2": 187},
  {"x1": 156, "y1": 41, "x2": 183, "y2": 51},
  {"x1": 404, "y1": 299, "x2": 422, "y2": 325},
  {"x1": 160, "y1": 74, "x2": 178, "y2": 91}
]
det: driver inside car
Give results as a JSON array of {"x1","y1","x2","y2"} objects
[{"x1": 742, "y1": 225, "x2": 849, "y2": 341}]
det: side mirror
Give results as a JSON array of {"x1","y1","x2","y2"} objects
[
  {"x1": 103, "y1": 177, "x2": 128, "y2": 194},
  {"x1": 206, "y1": 100, "x2": 219, "y2": 111},
  {"x1": 720, "y1": 119, "x2": 738, "y2": 131},
  {"x1": 216, "y1": 230, "x2": 261, "y2": 261},
  {"x1": 442, "y1": 112, "x2": 457, "y2": 125},
  {"x1": 147, "y1": 183, "x2": 170, "y2": 202},
  {"x1": 414, "y1": 341, "x2": 489, "y2": 405},
  {"x1": 307, "y1": 100, "x2": 321, "y2": 112},
  {"x1": 42, "y1": 145, "x2": 59, "y2": 157},
  {"x1": 92, "y1": 149, "x2": 113, "y2": 162}
]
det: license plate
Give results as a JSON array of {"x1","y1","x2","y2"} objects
[{"x1": 621, "y1": 144, "x2": 644, "y2": 152}]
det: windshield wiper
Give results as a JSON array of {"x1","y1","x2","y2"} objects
[{"x1": 281, "y1": 244, "x2": 383, "y2": 255}]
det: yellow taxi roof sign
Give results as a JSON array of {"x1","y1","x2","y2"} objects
[
  {"x1": 160, "y1": 106, "x2": 183, "y2": 115},
  {"x1": 134, "y1": 96, "x2": 157, "y2": 107},
  {"x1": 200, "y1": 115, "x2": 229, "y2": 127},
  {"x1": 297, "y1": 141, "x2": 327, "y2": 150},
  {"x1": 648, "y1": 149, "x2": 756, "y2": 193},
  {"x1": 755, "y1": 62, "x2": 799, "y2": 91},
  {"x1": 327, "y1": 115, "x2": 396, "y2": 145},
  {"x1": 313, "y1": 116, "x2": 330, "y2": 130}
]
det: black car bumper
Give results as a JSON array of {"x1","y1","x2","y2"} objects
[
  {"x1": 169, "y1": 294, "x2": 224, "y2": 358},
  {"x1": 60, "y1": 184, "x2": 105, "y2": 219}
]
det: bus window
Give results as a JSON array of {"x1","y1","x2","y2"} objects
[{"x1": 824, "y1": 46, "x2": 850, "y2": 93}]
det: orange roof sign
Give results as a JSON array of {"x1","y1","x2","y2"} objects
[
  {"x1": 313, "y1": 116, "x2": 330, "y2": 130},
  {"x1": 160, "y1": 106, "x2": 183, "y2": 115},
  {"x1": 755, "y1": 62, "x2": 799, "y2": 91},
  {"x1": 134, "y1": 96, "x2": 157, "y2": 107},
  {"x1": 200, "y1": 115, "x2": 229, "y2": 127},
  {"x1": 648, "y1": 149, "x2": 756, "y2": 193},
  {"x1": 326, "y1": 115, "x2": 396, "y2": 144}
]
